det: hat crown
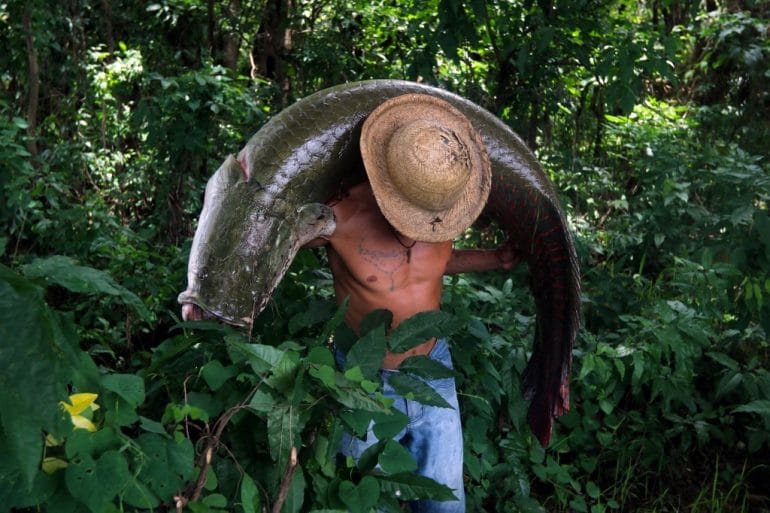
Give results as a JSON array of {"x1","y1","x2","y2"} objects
[
  {"x1": 360, "y1": 93, "x2": 491, "y2": 242},
  {"x1": 386, "y1": 121, "x2": 471, "y2": 212}
]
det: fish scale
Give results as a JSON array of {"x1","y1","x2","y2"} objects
[{"x1": 179, "y1": 79, "x2": 580, "y2": 447}]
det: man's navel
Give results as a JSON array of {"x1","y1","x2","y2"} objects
[{"x1": 366, "y1": 275, "x2": 378, "y2": 283}]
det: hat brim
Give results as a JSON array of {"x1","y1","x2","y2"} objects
[{"x1": 361, "y1": 94, "x2": 491, "y2": 242}]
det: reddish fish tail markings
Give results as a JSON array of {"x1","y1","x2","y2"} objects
[{"x1": 488, "y1": 173, "x2": 578, "y2": 447}]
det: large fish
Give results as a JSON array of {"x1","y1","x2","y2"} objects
[{"x1": 177, "y1": 79, "x2": 580, "y2": 447}]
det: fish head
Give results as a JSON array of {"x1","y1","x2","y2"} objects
[{"x1": 177, "y1": 156, "x2": 335, "y2": 328}]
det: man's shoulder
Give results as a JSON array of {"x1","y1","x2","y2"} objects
[{"x1": 330, "y1": 184, "x2": 379, "y2": 225}]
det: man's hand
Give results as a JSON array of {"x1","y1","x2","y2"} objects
[{"x1": 495, "y1": 243, "x2": 519, "y2": 270}]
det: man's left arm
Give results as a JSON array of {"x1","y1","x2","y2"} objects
[{"x1": 445, "y1": 243, "x2": 519, "y2": 275}]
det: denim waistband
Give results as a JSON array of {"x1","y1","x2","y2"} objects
[{"x1": 334, "y1": 337, "x2": 451, "y2": 371}]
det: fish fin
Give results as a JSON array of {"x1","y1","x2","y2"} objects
[{"x1": 295, "y1": 203, "x2": 337, "y2": 245}]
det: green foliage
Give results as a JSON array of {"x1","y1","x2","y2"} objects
[
  {"x1": 0, "y1": 104, "x2": 35, "y2": 242},
  {"x1": 0, "y1": 262, "x2": 463, "y2": 512},
  {"x1": 1, "y1": 0, "x2": 769, "y2": 511}
]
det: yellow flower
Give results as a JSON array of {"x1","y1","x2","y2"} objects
[
  {"x1": 60, "y1": 393, "x2": 99, "y2": 416},
  {"x1": 70, "y1": 415, "x2": 98, "y2": 432},
  {"x1": 42, "y1": 457, "x2": 69, "y2": 474},
  {"x1": 60, "y1": 393, "x2": 99, "y2": 431},
  {"x1": 45, "y1": 433, "x2": 63, "y2": 447}
]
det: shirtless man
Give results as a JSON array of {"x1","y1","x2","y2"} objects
[{"x1": 306, "y1": 94, "x2": 517, "y2": 512}]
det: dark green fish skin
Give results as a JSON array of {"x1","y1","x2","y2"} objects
[{"x1": 178, "y1": 79, "x2": 580, "y2": 447}]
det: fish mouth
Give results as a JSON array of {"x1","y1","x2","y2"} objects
[{"x1": 177, "y1": 291, "x2": 252, "y2": 328}]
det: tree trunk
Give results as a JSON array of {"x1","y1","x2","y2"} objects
[
  {"x1": 253, "y1": 0, "x2": 293, "y2": 104},
  {"x1": 100, "y1": 0, "x2": 115, "y2": 52},
  {"x1": 207, "y1": 0, "x2": 216, "y2": 56},
  {"x1": 22, "y1": 7, "x2": 39, "y2": 158},
  {"x1": 222, "y1": 0, "x2": 242, "y2": 72}
]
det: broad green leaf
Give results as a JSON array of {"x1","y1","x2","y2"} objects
[
  {"x1": 187, "y1": 391, "x2": 225, "y2": 418},
  {"x1": 122, "y1": 477, "x2": 160, "y2": 509},
  {"x1": 570, "y1": 496, "x2": 589, "y2": 513},
  {"x1": 162, "y1": 403, "x2": 209, "y2": 424},
  {"x1": 135, "y1": 433, "x2": 195, "y2": 499},
  {"x1": 102, "y1": 373, "x2": 145, "y2": 407},
  {"x1": 344, "y1": 366, "x2": 365, "y2": 383},
  {"x1": 1, "y1": 410, "x2": 45, "y2": 491},
  {"x1": 268, "y1": 405, "x2": 302, "y2": 463},
  {"x1": 265, "y1": 352, "x2": 301, "y2": 393},
  {"x1": 354, "y1": 438, "x2": 386, "y2": 474},
  {"x1": 39, "y1": 486, "x2": 81, "y2": 513},
  {"x1": 339, "y1": 476, "x2": 379, "y2": 513},
  {"x1": 398, "y1": 355, "x2": 457, "y2": 380},
  {"x1": 360, "y1": 309, "x2": 393, "y2": 335},
  {"x1": 715, "y1": 372, "x2": 743, "y2": 400},
  {"x1": 103, "y1": 399, "x2": 138, "y2": 426},
  {"x1": 139, "y1": 415, "x2": 169, "y2": 436},
  {"x1": 332, "y1": 321, "x2": 358, "y2": 354},
  {"x1": 307, "y1": 346, "x2": 336, "y2": 367},
  {"x1": 319, "y1": 297, "x2": 350, "y2": 345},
  {"x1": 387, "y1": 311, "x2": 461, "y2": 353},
  {"x1": 361, "y1": 379, "x2": 378, "y2": 394},
  {"x1": 376, "y1": 472, "x2": 457, "y2": 501},
  {"x1": 201, "y1": 360, "x2": 236, "y2": 390},
  {"x1": 0, "y1": 440, "x2": 58, "y2": 510},
  {"x1": 65, "y1": 427, "x2": 122, "y2": 459},
  {"x1": 340, "y1": 409, "x2": 374, "y2": 437},
  {"x1": 287, "y1": 366, "x2": 310, "y2": 405},
  {"x1": 289, "y1": 299, "x2": 334, "y2": 334},
  {"x1": 317, "y1": 421, "x2": 344, "y2": 478},
  {"x1": 733, "y1": 400, "x2": 770, "y2": 417},
  {"x1": 0, "y1": 265, "x2": 98, "y2": 488},
  {"x1": 250, "y1": 389, "x2": 277, "y2": 412},
  {"x1": 378, "y1": 440, "x2": 417, "y2": 475},
  {"x1": 227, "y1": 339, "x2": 285, "y2": 374},
  {"x1": 65, "y1": 451, "x2": 130, "y2": 513},
  {"x1": 203, "y1": 494, "x2": 227, "y2": 507},
  {"x1": 371, "y1": 410, "x2": 409, "y2": 440},
  {"x1": 282, "y1": 466, "x2": 306, "y2": 513},
  {"x1": 309, "y1": 364, "x2": 338, "y2": 389},
  {"x1": 240, "y1": 474, "x2": 261, "y2": 513},
  {"x1": 387, "y1": 374, "x2": 452, "y2": 409},
  {"x1": 204, "y1": 465, "x2": 219, "y2": 491},
  {"x1": 331, "y1": 384, "x2": 389, "y2": 412},
  {"x1": 346, "y1": 325, "x2": 387, "y2": 381},
  {"x1": 312, "y1": 437, "x2": 334, "y2": 480},
  {"x1": 21, "y1": 255, "x2": 151, "y2": 321}
]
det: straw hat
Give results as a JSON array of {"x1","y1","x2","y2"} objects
[{"x1": 360, "y1": 94, "x2": 491, "y2": 242}]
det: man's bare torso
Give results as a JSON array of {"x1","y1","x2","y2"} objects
[{"x1": 322, "y1": 182, "x2": 452, "y2": 368}]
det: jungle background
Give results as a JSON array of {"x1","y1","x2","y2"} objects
[{"x1": 1, "y1": 0, "x2": 769, "y2": 511}]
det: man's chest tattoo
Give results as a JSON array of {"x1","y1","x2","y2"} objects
[{"x1": 357, "y1": 242, "x2": 407, "y2": 291}]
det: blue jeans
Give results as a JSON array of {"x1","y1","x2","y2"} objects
[{"x1": 337, "y1": 339, "x2": 465, "y2": 513}]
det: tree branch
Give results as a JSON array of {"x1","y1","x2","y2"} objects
[
  {"x1": 270, "y1": 447, "x2": 298, "y2": 513},
  {"x1": 174, "y1": 388, "x2": 257, "y2": 510}
]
